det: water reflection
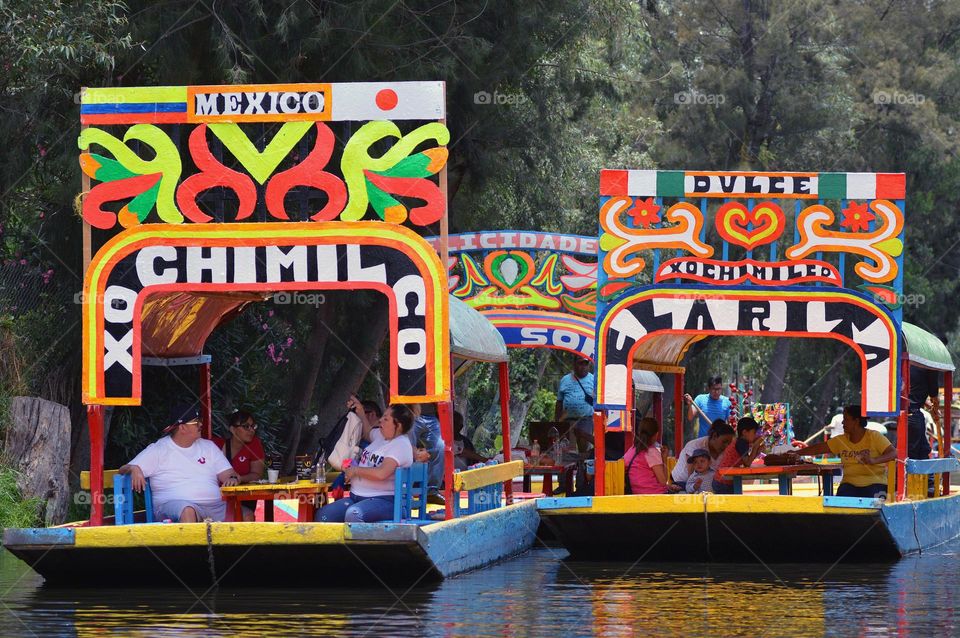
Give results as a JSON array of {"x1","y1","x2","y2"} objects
[{"x1": 3, "y1": 542, "x2": 959, "y2": 637}]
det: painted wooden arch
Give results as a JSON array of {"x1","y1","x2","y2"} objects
[
  {"x1": 481, "y1": 310, "x2": 596, "y2": 359},
  {"x1": 596, "y1": 287, "x2": 901, "y2": 416},
  {"x1": 82, "y1": 222, "x2": 450, "y2": 405}
]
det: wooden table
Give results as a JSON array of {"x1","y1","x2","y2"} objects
[
  {"x1": 716, "y1": 463, "x2": 842, "y2": 496},
  {"x1": 522, "y1": 465, "x2": 568, "y2": 496},
  {"x1": 221, "y1": 480, "x2": 328, "y2": 522}
]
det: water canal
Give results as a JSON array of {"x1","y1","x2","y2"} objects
[{"x1": 2, "y1": 542, "x2": 958, "y2": 637}]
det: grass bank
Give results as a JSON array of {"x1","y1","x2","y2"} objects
[{"x1": 0, "y1": 466, "x2": 40, "y2": 528}]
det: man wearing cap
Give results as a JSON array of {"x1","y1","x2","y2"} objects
[{"x1": 118, "y1": 403, "x2": 239, "y2": 523}]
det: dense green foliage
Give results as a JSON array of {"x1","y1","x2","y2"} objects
[{"x1": 1, "y1": 0, "x2": 959, "y2": 473}]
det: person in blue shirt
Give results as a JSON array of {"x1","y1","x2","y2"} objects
[
  {"x1": 408, "y1": 404, "x2": 446, "y2": 505},
  {"x1": 684, "y1": 376, "x2": 732, "y2": 438},
  {"x1": 554, "y1": 357, "x2": 596, "y2": 454}
]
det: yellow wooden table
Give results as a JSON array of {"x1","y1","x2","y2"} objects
[{"x1": 221, "y1": 480, "x2": 328, "y2": 522}]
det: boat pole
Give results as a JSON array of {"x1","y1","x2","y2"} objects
[
  {"x1": 88, "y1": 405, "x2": 105, "y2": 526},
  {"x1": 674, "y1": 371, "x2": 684, "y2": 456},
  {"x1": 594, "y1": 411, "x2": 605, "y2": 495},
  {"x1": 652, "y1": 390, "x2": 663, "y2": 441},
  {"x1": 897, "y1": 357, "x2": 910, "y2": 501},
  {"x1": 944, "y1": 372, "x2": 952, "y2": 495},
  {"x1": 199, "y1": 361, "x2": 212, "y2": 440},
  {"x1": 498, "y1": 361, "x2": 513, "y2": 503},
  {"x1": 438, "y1": 401, "x2": 455, "y2": 520}
]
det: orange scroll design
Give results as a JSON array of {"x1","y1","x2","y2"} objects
[
  {"x1": 599, "y1": 197, "x2": 713, "y2": 279},
  {"x1": 786, "y1": 199, "x2": 903, "y2": 284}
]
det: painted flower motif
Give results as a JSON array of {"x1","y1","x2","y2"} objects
[
  {"x1": 840, "y1": 201, "x2": 874, "y2": 232},
  {"x1": 626, "y1": 197, "x2": 661, "y2": 228}
]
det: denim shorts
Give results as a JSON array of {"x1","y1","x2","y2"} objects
[{"x1": 155, "y1": 499, "x2": 227, "y2": 522}]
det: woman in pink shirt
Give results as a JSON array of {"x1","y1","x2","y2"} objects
[{"x1": 623, "y1": 417, "x2": 680, "y2": 494}]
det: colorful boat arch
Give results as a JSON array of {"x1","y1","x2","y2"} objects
[
  {"x1": 595, "y1": 286, "x2": 900, "y2": 415},
  {"x1": 481, "y1": 310, "x2": 595, "y2": 359},
  {"x1": 595, "y1": 168, "x2": 908, "y2": 417},
  {"x1": 430, "y1": 231, "x2": 599, "y2": 358},
  {"x1": 82, "y1": 222, "x2": 450, "y2": 405}
]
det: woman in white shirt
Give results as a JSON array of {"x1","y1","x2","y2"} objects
[{"x1": 314, "y1": 403, "x2": 415, "y2": 523}]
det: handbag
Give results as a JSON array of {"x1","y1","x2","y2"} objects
[
  {"x1": 624, "y1": 448, "x2": 639, "y2": 494},
  {"x1": 575, "y1": 375, "x2": 594, "y2": 407}
]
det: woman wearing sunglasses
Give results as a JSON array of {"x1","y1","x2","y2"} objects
[{"x1": 212, "y1": 410, "x2": 266, "y2": 521}]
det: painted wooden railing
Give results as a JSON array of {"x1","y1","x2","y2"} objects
[
  {"x1": 452, "y1": 460, "x2": 524, "y2": 516},
  {"x1": 904, "y1": 457, "x2": 960, "y2": 500},
  {"x1": 79, "y1": 469, "x2": 121, "y2": 490}
]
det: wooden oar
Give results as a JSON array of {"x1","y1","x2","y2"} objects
[
  {"x1": 803, "y1": 425, "x2": 829, "y2": 445},
  {"x1": 687, "y1": 395, "x2": 712, "y2": 426}
]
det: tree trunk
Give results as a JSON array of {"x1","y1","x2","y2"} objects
[
  {"x1": 280, "y1": 301, "x2": 333, "y2": 472},
  {"x1": 811, "y1": 346, "x2": 842, "y2": 439},
  {"x1": 5, "y1": 397, "x2": 71, "y2": 525},
  {"x1": 761, "y1": 338, "x2": 792, "y2": 403},
  {"x1": 507, "y1": 351, "x2": 550, "y2": 447},
  {"x1": 288, "y1": 296, "x2": 390, "y2": 472}
]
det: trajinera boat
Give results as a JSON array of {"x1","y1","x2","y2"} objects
[
  {"x1": 2, "y1": 81, "x2": 540, "y2": 586},
  {"x1": 538, "y1": 168, "x2": 960, "y2": 562}
]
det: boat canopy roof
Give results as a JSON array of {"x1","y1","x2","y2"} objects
[
  {"x1": 903, "y1": 321, "x2": 955, "y2": 371},
  {"x1": 620, "y1": 321, "x2": 953, "y2": 375},
  {"x1": 629, "y1": 334, "x2": 704, "y2": 374},
  {"x1": 139, "y1": 291, "x2": 507, "y2": 364},
  {"x1": 449, "y1": 295, "x2": 508, "y2": 363},
  {"x1": 632, "y1": 369, "x2": 664, "y2": 393}
]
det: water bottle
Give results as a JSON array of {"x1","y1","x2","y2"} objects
[
  {"x1": 547, "y1": 426, "x2": 560, "y2": 462},
  {"x1": 315, "y1": 454, "x2": 326, "y2": 485},
  {"x1": 530, "y1": 441, "x2": 541, "y2": 466}
]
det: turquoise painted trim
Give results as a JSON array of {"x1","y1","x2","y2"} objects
[
  {"x1": 3, "y1": 527, "x2": 75, "y2": 546},
  {"x1": 417, "y1": 501, "x2": 538, "y2": 578},
  {"x1": 881, "y1": 494, "x2": 960, "y2": 555},
  {"x1": 393, "y1": 462, "x2": 430, "y2": 523},
  {"x1": 823, "y1": 496, "x2": 883, "y2": 509},
  {"x1": 906, "y1": 458, "x2": 960, "y2": 474},
  {"x1": 347, "y1": 522, "x2": 420, "y2": 542},
  {"x1": 536, "y1": 496, "x2": 593, "y2": 510},
  {"x1": 114, "y1": 474, "x2": 153, "y2": 525}
]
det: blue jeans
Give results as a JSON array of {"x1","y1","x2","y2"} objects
[
  {"x1": 408, "y1": 416, "x2": 445, "y2": 493},
  {"x1": 314, "y1": 494, "x2": 395, "y2": 523}
]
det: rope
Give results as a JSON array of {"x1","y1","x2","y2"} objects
[
  {"x1": 702, "y1": 492, "x2": 712, "y2": 561},
  {"x1": 205, "y1": 520, "x2": 218, "y2": 589}
]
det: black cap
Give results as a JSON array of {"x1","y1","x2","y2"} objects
[
  {"x1": 163, "y1": 402, "x2": 200, "y2": 434},
  {"x1": 688, "y1": 448, "x2": 710, "y2": 462}
]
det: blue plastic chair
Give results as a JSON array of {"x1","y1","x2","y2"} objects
[
  {"x1": 392, "y1": 462, "x2": 431, "y2": 523},
  {"x1": 113, "y1": 473, "x2": 153, "y2": 525}
]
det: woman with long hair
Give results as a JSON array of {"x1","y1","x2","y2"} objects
[
  {"x1": 623, "y1": 417, "x2": 678, "y2": 494},
  {"x1": 314, "y1": 403, "x2": 416, "y2": 523}
]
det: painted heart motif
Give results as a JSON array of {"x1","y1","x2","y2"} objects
[
  {"x1": 715, "y1": 201, "x2": 785, "y2": 249},
  {"x1": 483, "y1": 251, "x2": 535, "y2": 294}
]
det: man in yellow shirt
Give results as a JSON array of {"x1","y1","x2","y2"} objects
[{"x1": 803, "y1": 405, "x2": 897, "y2": 498}]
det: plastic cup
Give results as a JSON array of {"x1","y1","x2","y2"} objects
[{"x1": 267, "y1": 469, "x2": 280, "y2": 483}]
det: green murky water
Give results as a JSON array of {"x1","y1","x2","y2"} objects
[{"x1": 2, "y1": 542, "x2": 958, "y2": 636}]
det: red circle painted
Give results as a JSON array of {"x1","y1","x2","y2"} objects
[{"x1": 375, "y1": 88, "x2": 398, "y2": 111}]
